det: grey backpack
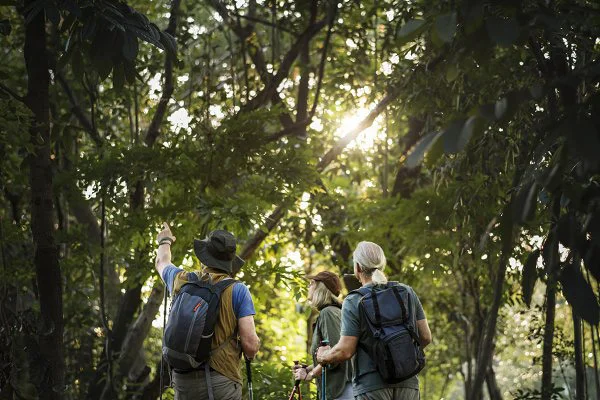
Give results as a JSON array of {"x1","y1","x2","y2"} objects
[
  {"x1": 162, "y1": 274, "x2": 236, "y2": 371},
  {"x1": 352, "y1": 282, "x2": 426, "y2": 383}
]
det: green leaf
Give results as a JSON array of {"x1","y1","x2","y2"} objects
[
  {"x1": 486, "y1": 16, "x2": 520, "y2": 47},
  {"x1": 405, "y1": 131, "x2": 443, "y2": 169},
  {"x1": 159, "y1": 30, "x2": 177, "y2": 56},
  {"x1": 522, "y1": 249, "x2": 540, "y2": 307},
  {"x1": 397, "y1": 19, "x2": 426, "y2": 44},
  {"x1": 0, "y1": 19, "x2": 11, "y2": 36},
  {"x1": 560, "y1": 261, "x2": 600, "y2": 325},
  {"x1": 445, "y1": 63, "x2": 459, "y2": 82},
  {"x1": 122, "y1": 31, "x2": 139, "y2": 61},
  {"x1": 513, "y1": 181, "x2": 539, "y2": 224},
  {"x1": 583, "y1": 244, "x2": 600, "y2": 281},
  {"x1": 441, "y1": 119, "x2": 466, "y2": 154},
  {"x1": 494, "y1": 97, "x2": 508, "y2": 120},
  {"x1": 435, "y1": 12, "x2": 457, "y2": 43},
  {"x1": 568, "y1": 118, "x2": 600, "y2": 169},
  {"x1": 123, "y1": 61, "x2": 137, "y2": 84}
]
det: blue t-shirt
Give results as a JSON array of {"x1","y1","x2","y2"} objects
[{"x1": 161, "y1": 264, "x2": 256, "y2": 319}]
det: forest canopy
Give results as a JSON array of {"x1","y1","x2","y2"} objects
[{"x1": 1, "y1": 0, "x2": 600, "y2": 399}]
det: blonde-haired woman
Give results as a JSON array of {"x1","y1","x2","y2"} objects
[
  {"x1": 292, "y1": 271, "x2": 353, "y2": 400},
  {"x1": 316, "y1": 241, "x2": 432, "y2": 400}
]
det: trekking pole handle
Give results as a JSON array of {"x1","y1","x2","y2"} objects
[
  {"x1": 245, "y1": 357, "x2": 253, "y2": 400},
  {"x1": 319, "y1": 339, "x2": 330, "y2": 368}
]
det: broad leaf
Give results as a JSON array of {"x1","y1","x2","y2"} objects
[
  {"x1": 397, "y1": 19, "x2": 425, "y2": 38},
  {"x1": 405, "y1": 131, "x2": 443, "y2": 169},
  {"x1": 122, "y1": 31, "x2": 139, "y2": 61},
  {"x1": 435, "y1": 12, "x2": 457, "y2": 43},
  {"x1": 0, "y1": 19, "x2": 11, "y2": 36},
  {"x1": 583, "y1": 244, "x2": 600, "y2": 281},
  {"x1": 560, "y1": 261, "x2": 600, "y2": 325},
  {"x1": 486, "y1": 16, "x2": 520, "y2": 47},
  {"x1": 442, "y1": 119, "x2": 467, "y2": 154}
]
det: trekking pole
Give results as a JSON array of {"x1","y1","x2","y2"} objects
[
  {"x1": 288, "y1": 360, "x2": 307, "y2": 400},
  {"x1": 245, "y1": 356, "x2": 254, "y2": 400},
  {"x1": 320, "y1": 340, "x2": 329, "y2": 400}
]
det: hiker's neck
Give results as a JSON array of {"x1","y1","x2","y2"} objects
[
  {"x1": 358, "y1": 274, "x2": 372, "y2": 286},
  {"x1": 203, "y1": 266, "x2": 231, "y2": 276}
]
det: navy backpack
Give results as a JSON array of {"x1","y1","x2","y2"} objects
[
  {"x1": 162, "y1": 273, "x2": 237, "y2": 372},
  {"x1": 352, "y1": 282, "x2": 426, "y2": 383}
]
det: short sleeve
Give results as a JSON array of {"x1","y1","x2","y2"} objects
[
  {"x1": 412, "y1": 289, "x2": 426, "y2": 321},
  {"x1": 161, "y1": 264, "x2": 183, "y2": 296},
  {"x1": 232, "y1": 283, "x2": 256, "y2": 319},
  {"x1": 340, "y1": 295, "x2": 361, "y2": 337}
]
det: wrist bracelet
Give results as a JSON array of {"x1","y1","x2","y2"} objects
[
  {"x1": 158, "y1": 241, "x2": 171, "y2": 246},
  {"x1": 159, "y1": 237, "x2": 174, "y2": 245}
]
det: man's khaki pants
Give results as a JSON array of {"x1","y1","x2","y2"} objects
[
  {"x1": 172, "y1": 369, "x2": 242, "y2": 400},
  {"x1": 354, "y1": 388, "x2": 419, "y2": 400}
]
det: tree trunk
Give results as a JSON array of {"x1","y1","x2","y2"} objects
[
  {"x1": 468, "y1": 207, "x2": 513, "y2": 400},
  {"x1": 541, "y1": 197, "x2": 560, "y2": 400},
  {"x1": 100, "y1": 283, "x2": 165, "y2": 400},
  {"x1": 573, "y1": 313, "x2": 585, "y2": 400},
  {"x1": 485, "y1": 361, "x2": 503, "y2": 400},
  {"x1": 23, "y1": 3, "x2": 64, "y2": 398},
  {"x1": 541, "y1": 277, "x2": 557, "y2": 400},
  {"x1": 136, "y1": 361, "x2": 170, "y2": 400}
]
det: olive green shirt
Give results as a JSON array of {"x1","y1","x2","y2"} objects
[{"x1": 310, "y1": 305, "x2": 353, "y2": 399}]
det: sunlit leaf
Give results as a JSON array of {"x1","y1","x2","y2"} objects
[{"x1": 405, "y1": 131, "x2": 443, "y2": 169}]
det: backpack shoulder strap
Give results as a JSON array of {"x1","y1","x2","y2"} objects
[
  {"x1": 348, "y1": 286, "x2": 371, "y2": 297},
  {"x1": 213, "y1": 278, "x2": 237, "y2": 294}
]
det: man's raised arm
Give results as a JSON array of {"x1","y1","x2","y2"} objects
[{"x1": 155, "y1": 222, "x2": 176, "y2": 277}]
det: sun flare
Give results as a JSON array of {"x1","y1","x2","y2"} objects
[{"x1": 336, "y1": 108, "x2": 386, "y2": 152}]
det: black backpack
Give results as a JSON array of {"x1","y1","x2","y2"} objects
[
  {"x1": 352, "y1": 282, "x2": 426, "y2": 383},
  {"x1": 162, "y1": 273, "x2": 237, "y2": 372}
]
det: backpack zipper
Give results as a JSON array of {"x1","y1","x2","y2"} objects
[{"x1": 184, "y1": 300, "x2": 203, "y2": 352}]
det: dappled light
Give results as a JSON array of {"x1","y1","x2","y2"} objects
[{"x1": 1, "y1": 0, "x2": 599, "y2": 399}]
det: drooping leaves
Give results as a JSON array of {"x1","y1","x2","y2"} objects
[
  {"x1": 559, "y1": 261, "x2": 600, "y2": 325},
  {"x1": 405, "y1": 131, "x2": 442, "y2": 169},
  {"x1": 434, "y1": 12, "x2": 457, "y2": 43},
  {"x1": 396, "y1": 19, "x2": 426, "y2": 45}
]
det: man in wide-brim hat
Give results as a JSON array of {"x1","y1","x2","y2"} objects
[{"x1": 155, "y1": 223, "x2": 260, "y2": 400}]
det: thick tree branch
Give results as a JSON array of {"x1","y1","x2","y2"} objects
[
  {"x1": 0, "y1": 82, "x2": 25, "y2": 103},
  {"x1": 230, "y1": 11, "x2": 295, "y2": 34},
  {"x1": 234, "y1": 55, "x2": 445, "y2": 272},
  {"x1": 56, "y1": 73, "x2": 103, "y2": 147},
  {"x1": 144, "y1": 0, "x2": 181, "y2": 146},
  {"x1": 99, "y1": 283, "x2": 165, "y2": 400}
]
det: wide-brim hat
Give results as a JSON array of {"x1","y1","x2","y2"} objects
[{"x1": 194, "y1": 230, "x2": 244, "y2": 274}]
